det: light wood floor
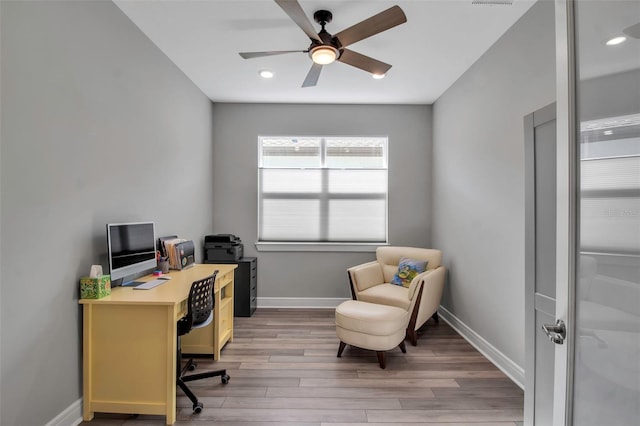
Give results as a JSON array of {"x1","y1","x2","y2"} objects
[{"x1": 84, "y1": 308, "x2": 524, "y2": 425}]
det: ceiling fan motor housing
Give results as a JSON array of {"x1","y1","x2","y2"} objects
[{"x1": 309, "y1": 9, "x2": 342, "y2": 61}]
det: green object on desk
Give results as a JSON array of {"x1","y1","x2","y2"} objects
[{"x1": 80, "y1": 275, "x2": 111, "y2": 299}]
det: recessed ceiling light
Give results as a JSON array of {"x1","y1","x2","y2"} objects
[
  {"x1": 372, "y1": 73, "x2": 386, "y2": 80},
  {"x1": 606, "y1": 36, "x2": 627, "y2": 46},
  {"x1": 259, "y1": 69, "x2": 274, "y2": 79},
  {"x1": 603, "y1": 130, "x2": 613, "y2": 135}
]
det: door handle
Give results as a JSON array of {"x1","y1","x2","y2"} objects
[{"x1": 542, "y1": 319, "x2": 566, "y2": 344}]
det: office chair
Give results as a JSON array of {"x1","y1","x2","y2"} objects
[{"x1": 176, "y1": 271, "x2": 230, "y2": 414}]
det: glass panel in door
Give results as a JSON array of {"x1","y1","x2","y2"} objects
[{"x1": 574, "y1": 0, "x2": 640, "y2": 424}]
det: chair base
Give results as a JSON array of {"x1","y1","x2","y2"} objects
[
  {"x1": 177, "y1": 358, "x2": 230, "y2": 413},
  {"x1": 177, "y1": 336, "x2": 230, "y2": 414}
]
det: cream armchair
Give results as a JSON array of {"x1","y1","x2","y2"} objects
[{"x1": 347, "y1": 247, "x2": 446, "y2": 346}]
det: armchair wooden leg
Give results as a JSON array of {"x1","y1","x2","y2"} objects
[
  {"x1": 376, "y1": 351, "x2": 386, "y2": 369},
  {"x1": 406, "y1": 328, "x2": 418, "y2": 346},
  {"x1": 432, "y1": 311, "x2": 440, "y2": 323},
  {"x1": 398, "y1": 340, "x2": 407, "y2": 354},
  {"x1": 337, "y1": 341, "x2": 347, "y2": 358},
  {"x1": 406, "y1": 281, "x2": 423, "y2": 347}
]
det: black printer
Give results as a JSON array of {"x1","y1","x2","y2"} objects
[{"x1": 204, "y1": 234, "x2": 244, "y2": 261}]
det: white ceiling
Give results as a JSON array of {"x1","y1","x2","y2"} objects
[{"x1": 114, "y1": 0, "x2": 538, "y2": 104}]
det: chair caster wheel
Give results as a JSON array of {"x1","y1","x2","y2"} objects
[
  {"x1": 193, "y1": 402, "x2": 203, "y2": 414},
  {"x1": 221, "y1": 374, "x2": 230, "y2": 384},
  {"x1": 188, "y1": 363, "x2": 196, "y2": 371}
]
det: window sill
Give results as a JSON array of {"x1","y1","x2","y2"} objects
[{"x1": 255, "y1": 242, "x2": 387, "y2": 252}]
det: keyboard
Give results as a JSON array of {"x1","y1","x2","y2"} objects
[{"x1": 133, "y1": 279, "x2": 167, "y2": 290}]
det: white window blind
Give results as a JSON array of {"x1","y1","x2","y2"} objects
[{"x1": 258, "y1": 136, "x2": 388, "y2": 243}]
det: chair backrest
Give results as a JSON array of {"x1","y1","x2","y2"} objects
[
  {"x1": 178, "y1": 271, "x2": 217, "y2": 335},
  {"x1": 376, "y1": 247, "x2": 442, "y2": 284}
]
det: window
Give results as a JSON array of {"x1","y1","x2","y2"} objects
[{"x1": 258, "y1": 136, "x2": 388, "y2": 247}]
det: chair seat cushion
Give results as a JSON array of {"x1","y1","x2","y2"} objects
[
  {"x1": 336, "y1": 300, "x2": 408, "y2": 336},
  {"x1": 357, "y1": 283, "x2": 411, "y2": 311}
]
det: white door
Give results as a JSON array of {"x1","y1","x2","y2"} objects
[{"x1": 552, "y1": 0, "x2": 640, "y2": 424}]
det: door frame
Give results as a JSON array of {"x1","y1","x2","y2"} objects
[
  {"x1": 524, "y1": 101, "x2": 557, "y2": 426},
  {"x1": 553, "y1": 0, "x2": 578, "y2": 424}
]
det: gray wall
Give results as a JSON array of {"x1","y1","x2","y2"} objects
[
  {"x1": 431, "y1": 0, "x2": 556, "y2": 368},
  {"x1": 211, "y1": 103, "x2": 433, "y2": 299},
  {"x1": 0, "y1": 1, "x2": 215, "y2": 424}
]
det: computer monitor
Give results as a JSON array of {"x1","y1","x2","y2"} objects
[{"x1": 107, "y1": 222, "x2": 157, "y2": 283}]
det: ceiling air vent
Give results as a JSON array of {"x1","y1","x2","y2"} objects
[{"x1": 472, "y1": 0, "x2": 514, "y2": 5}]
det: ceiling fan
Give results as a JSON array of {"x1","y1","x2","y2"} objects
[{"x1": 239, "y1": 0, "x2": 407, "y2": 87}]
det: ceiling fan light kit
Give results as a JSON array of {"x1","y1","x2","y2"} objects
[
  {"x1": 310, "y1": 45, "x2": 338, "y2": 65},
  {"x1": 239, "y1": 0, "x2": 407, "y2": 87}
]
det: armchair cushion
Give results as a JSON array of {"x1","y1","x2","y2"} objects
[
  {"x1": 390, "y1": 257, "x2": 428, "y2": 287},
  {"x1": 357, "y1": 284, "x2": 411, "y2": 311}
]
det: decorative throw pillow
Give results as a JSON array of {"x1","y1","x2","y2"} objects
[{"x1": 390, "y1": 257, "x2": 428, "y2": 288}]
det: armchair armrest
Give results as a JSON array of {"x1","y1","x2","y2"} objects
[
  {"x1": 408, "y1": 269, "x2": 434, "y2": 301},
  {"x1": 347, "y1": 261, "x2": 384, "y2": 297},
  {"x1": 408, "y1": 266, "x2": 446, "y2": 335}
]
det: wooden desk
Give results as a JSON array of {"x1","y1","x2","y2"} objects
[{"x1": 79, "y1": 264, "x2": 236, "y2": 425}]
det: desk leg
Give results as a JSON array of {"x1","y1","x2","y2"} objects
[
  {"x1": 166, "y1": 306, "x2": 178, "y2": 425},
  {"x1": 228, "y1": 280, "x2": 234, "y2": 343},
  {"x1": 82, "y1": 306, "x2": 95, "y2": 422},
  {"x1": 213, "y1": 287, "x2": 221, "y2": 360}
]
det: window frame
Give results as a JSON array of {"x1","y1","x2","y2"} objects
[{"x1": 256, "y1": 135, "x2": 389, "y2": 252}]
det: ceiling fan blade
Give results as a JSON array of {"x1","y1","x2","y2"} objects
[
  {"x1": 302, "y1": 62, "x2": 323, "y2": 87},
  {"x1": 623, "y1": 22, "x2": 640, "y2": 39},
  {"x1": 239, "y1": 50, "x2": 304, "y2": 59},
  {"x1": 333, "y1": 5, "x2": 406, "y2": 48},
  {"x1": 338, "y1": 49, "x2": 391, "y2": 75},
  {"x1": 275, "y1": 0, "x2": 322, "y2": 43}
]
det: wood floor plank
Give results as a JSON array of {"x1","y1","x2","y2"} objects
[
  {"x1": 399, "y1": 396, "x2": 525, "y2": 410},
  {"x1": 239, "y1": 362, "x2": 396, "y2": 371},
  {"x1": 455, "y1": 377, "x2": 524, "y2": 389},
  {"x1": 320, "y1": 422, "x2": 518, "y2": 426},
  {"x1": 181, "y1": 408, "x2": 368, "y2": 423},
  {"x1": 222, "y1": 396, "x2": 402, "y2": 409},
  {"x1": 323, "y1": 423, "x2": 518, "y2": 426},
  {"x1": 357, "y1": 370, "x2": 507, "y2": 379},
  {"x1": 269, "y1": 354, "x2": 409, "y2": 365},
  {"x1": 432, "y1": 387, "x2": 525, "y2": 398},
  {"x1": 300, "y1": 377, "x2": 460, "y2": 388},
  {"x1": 266, "y1": 386, "x2": 436, "y2": 399},
  {"x1": 366, "y1": 408, "x2": 524, "y2": 423},
  {"x1": 225, "y1": 368, "x2": 359, "y2": 379},
  {"x1": 188, "y1": 376, "x2": 299, "y2": 388},
  {"x1": 83, "y1": 308, "x2": 524, "y2": 425}
]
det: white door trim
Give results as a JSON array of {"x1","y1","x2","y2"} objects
[{"x1": 553, "y1": 0, "x2": 578, "y2": 424}]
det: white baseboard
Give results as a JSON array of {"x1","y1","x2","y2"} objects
[
  {"x1": 258, "y1": 297, "x2": 349, "y2": 308},
  {"x1": 45, "y1": 398, "x2": 82, "y2": 426},
  {"x1": 438, "y1": 306, "x2": 524, "y2": 389}
]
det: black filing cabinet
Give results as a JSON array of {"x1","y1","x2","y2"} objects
[{"x1": 205, "y1": 257, "x2": 257, "y2": 317}]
